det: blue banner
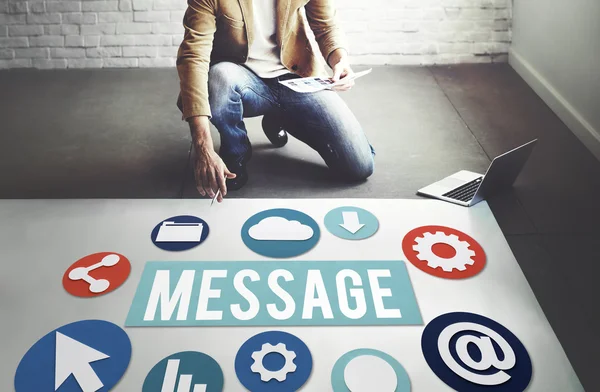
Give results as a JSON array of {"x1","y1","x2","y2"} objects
[{"x1": 126, "y1": 261, "x2": 422, "y2": 327}]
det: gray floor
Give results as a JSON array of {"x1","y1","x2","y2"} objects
[{"x1": 1, "y1": 64, "x2": 599, "y2": 390}]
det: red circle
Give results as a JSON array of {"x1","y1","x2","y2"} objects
[
  {"x1": 62, "y1": 252, "x2": 131, "y2": 297},
  {"x1": 431, "y1": 242, "x2": 457, "y2": 259},
  {"x1": 402, "y1": 225, "x2": 486, "y2": 279}
]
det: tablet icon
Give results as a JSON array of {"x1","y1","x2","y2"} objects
[
  {"x1": 63, "y1": 252, "x2": 131, "y2": 297},
  {"x1": 421, "y1": 312, "x2": 532, "y2": 391},
  {"x1": 151, "y1": 215, "x2": 210, "y2": 251},
  {"x1": 15, "y1": 320, "x2": 131, "y2": 392},
  {"x1": 142, "y1": 351, "x2": 223, "y2": 392}
]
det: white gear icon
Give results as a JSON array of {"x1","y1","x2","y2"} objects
[
  {"x1": 412, "y1": 231, "x2": 476, "y2": 272},
  {"x1": 250, "y1": 342, "x2": 297, "y2": 382}
]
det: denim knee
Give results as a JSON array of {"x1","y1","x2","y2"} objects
[
  {"x1": 347, "y1": 154, "x2": 375, "y2": 181},
  {"x1": 208, "y1": 62, "x2": 243, "y2": 122},
  {"x1": 326, "y1": 143, "x2": 375, "y2": 182}
]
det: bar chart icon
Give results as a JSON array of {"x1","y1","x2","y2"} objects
[
  {"x1": 143, "y1": 351, "x2": 224, "y2": 392},
  {"x1": 161, "y1": 359, "x2": 207, "y2": 392}
]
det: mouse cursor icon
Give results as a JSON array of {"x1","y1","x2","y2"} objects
[{"x1": 55, "y1": 332, "x2": 109, "y2": 392}]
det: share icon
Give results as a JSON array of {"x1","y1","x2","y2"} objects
[
  {"x1": 63, "y1": 252, "x2": 131, "y2": 297},
  {"x1": 68, "y1": 254, "x2": 121, "y2": 293}
]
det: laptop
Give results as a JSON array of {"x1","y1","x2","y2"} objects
[{"x1": 417, "y1": 139, "x2": 537, "y2": 207}]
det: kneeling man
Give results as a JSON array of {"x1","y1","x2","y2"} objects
[{"x1": 177, "y1": 0, "x2": 374, "y2": 201}]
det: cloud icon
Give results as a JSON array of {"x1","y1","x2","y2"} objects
[{"x1": 248, "y1": 216, "x2": 314, "y2": 241}]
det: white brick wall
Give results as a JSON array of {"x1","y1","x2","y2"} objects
[{"x1": 0, "y1": 0, "x2": 511, "y2": 69}]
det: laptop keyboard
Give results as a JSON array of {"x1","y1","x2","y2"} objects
[{"x1": 442, "y1": 177, "x2": 484, "y2": 202}]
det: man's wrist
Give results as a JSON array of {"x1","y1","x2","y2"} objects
[
  {"x1": 193, "y1": 139, "x2": 212, "y2": 152},
  {"x1": 188, "y1": 115, "x2": 213, "y2": 152},
  {"x1": 327, "y1": 48, "x2": 348, "y2": 68},
  {"x1": 188, "y1": 115, "x2": 209, "y2": 127}
]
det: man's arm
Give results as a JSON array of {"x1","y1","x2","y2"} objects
[
  {"x1": 304, "y1": 0, "x2": 347, "y2": 68},
  {"x1": 178, "y1": 0, "x2": 235, "y2": 201},
  {"x1": 178, "y1": 0, "x2": 216, "y2": 119},
  {"x1": 188, "y1": 116, "x2": 236, "y2": 201},
  {"x1": 305, "y1": 0, "x2": 354, "y2": 90}
]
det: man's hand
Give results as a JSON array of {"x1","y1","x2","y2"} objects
[
  {"x1": 329, "y1": 48, "x2": 355, "y2": 91},
  {"x1": 189, "y1": 116, "x2": 236, "y2": 202},
  {"x1": 194, "y1": 146, "x2": 235, "y2": 201}
]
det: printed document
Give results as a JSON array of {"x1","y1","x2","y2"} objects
[{"x1": 279, "y1": 69, "x2": 373, "y2": 93}]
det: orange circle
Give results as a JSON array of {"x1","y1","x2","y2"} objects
[
  {"x1": 402, "y1": 225, "x2": 486, "y2": 279},
  {"x1": 62, "y1": 252, "x2": 131, "y2": 297}
]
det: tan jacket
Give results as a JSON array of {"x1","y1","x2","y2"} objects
[{"x1": 177, "y1": 0, "x2": 347, "y2": 119}]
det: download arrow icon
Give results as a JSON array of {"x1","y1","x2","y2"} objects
[
  {"x1": 339, "y1": 211, "x2": 365, "y2": 234},
  {"x1": 55, "y1": 332, "x2": 109, "y2": 392}
]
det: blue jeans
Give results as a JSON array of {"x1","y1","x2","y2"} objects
[{"x1": 208, "y1": 62, "x2": 374, "y2": 181}]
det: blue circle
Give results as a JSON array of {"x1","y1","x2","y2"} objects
[
  {"x1": 142, "y1": 351, "x2": 224, "y2": 392},
  {"x1": 324, "y1": 206, "x2": 379, "y2": 240},
  {"x1": 421, "y1": 312, "x2": 532, "y2": 392},
  {"x1": 151, "y1": 215, "x2": 209, "y2": 251},
  {"x1": 235, "y1": 331, "x2": 313, "y2": 392},
  {"x1": 264, "y1": 352, "x2": 286, "y2": 371},
  {"x1": 15, "y1": 320, "x2": 131, "y2": 392},
  {"x1": 331, "y1": 349, "x2": 411, "y2": 391},
  {"x1": 241, "y1": 209, "x2": 320, "y2": 258}
]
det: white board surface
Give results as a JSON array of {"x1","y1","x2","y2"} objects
[{"x1": 0, "y1": 199, "x2": 584, "y2": 391}]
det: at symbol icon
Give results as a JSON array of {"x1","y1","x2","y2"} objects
[
  {"x1": 421, "y1": 312, "x2": 532, "y2": 392},
  {"x1": 438, "y1": 322, "x2": 516, "y2": 386}
]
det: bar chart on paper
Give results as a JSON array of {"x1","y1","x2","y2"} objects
[{"x1": 161, "y1": 359, "x2": 206, "y2": 392}]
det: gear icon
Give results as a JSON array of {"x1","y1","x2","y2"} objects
[
  {"x1": 250, "y1": 342, "x2": 297, "y2": 382},
  {"x1": 412, "y1": 231, "x2": 476, "y2": 272}
]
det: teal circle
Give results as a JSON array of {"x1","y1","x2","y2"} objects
[
  {"x1": 324, "y1": 207, "x2": 379, "y2": 240},
  {"x1": 143, "y1": 351, "x2": 224, "y2": 392},
  {"x1": 241, "y1": 208, "x2": 321, "y2": 258},
  {"x1": 331, "y1": 349, "x2": 411, "y2": 392}
]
